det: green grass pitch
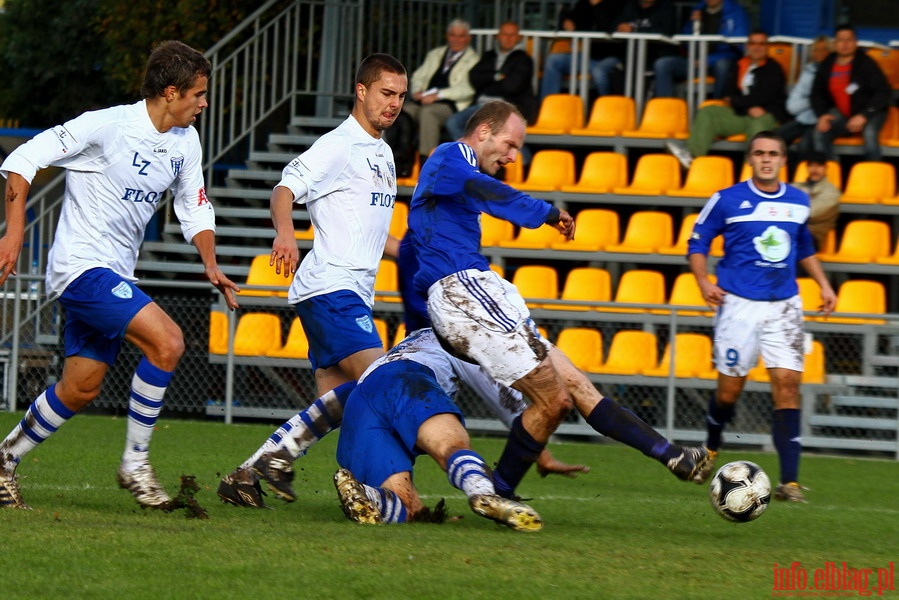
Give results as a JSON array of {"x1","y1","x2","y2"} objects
[{"x1": 0, "y1": 412, "x2": 896, "y2": 599}]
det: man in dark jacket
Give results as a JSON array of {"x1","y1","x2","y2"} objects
[
  {"x1": 667, "y1": 30, "x2": 787, "y2": 168},
  {"x1": 811, "y1": 24, "x2": 892, "y2": 161},
  {"x1": 445, "y1": 21, "x2": 538, "y2": 140}
]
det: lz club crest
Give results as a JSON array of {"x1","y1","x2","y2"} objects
[
  {"x1": 111, "y1": 282, "x2": 133, "y2": 299},
  {"x1": 170, "y1": 156, "x2": 185, "y2": 177},
  {"x1": 355, "y1": 315, "x2": 373, "y2": 333}
]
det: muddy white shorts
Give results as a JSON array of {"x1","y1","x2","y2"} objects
[
  {"x1": 427, "y1": 269, "x2": 551, "y2": 386},
  {"x1": 713, "y1": 293, "x2": 805, "y2": 377}
]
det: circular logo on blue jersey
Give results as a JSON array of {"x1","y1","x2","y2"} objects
[{"x1": 753, "y1": 225, "x2": 790, "y2": 262}]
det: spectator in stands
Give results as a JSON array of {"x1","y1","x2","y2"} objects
[
  {"x1": 538, "y1": 0, "x2": 628, "y2": 99},
  {"x1": 811, "y1": 24, "x2": 892, "y2": 161},
  {"x1": 600, "y1": 0, "x2": 678, "y2": 87},
  {"x1": 775, "y1": 36, "x2": 833, "y2": 160},
  {"x1": 445, "y1": 21, "x2": 538, "y2": 141},
  {"x1": 790, "y1": 150, "x2": 841, "y2": 250},
  {"x1": 402, "y1": 19, "x2": 480, "y2": 167},
  {"x1": 652, "y1": 0, "x2": 749, "y2": 99},
  {"x1": 666, "y1": 30, "x2": 787, "y2": 169}
]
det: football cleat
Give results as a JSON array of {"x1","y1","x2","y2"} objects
[
  {"x1": 691, "y1": 448, "x2": 718, "y2": 485},
  {"x1": 217, "y1": 467, "x2": 268, "y2": 508},
  {"x1": 252, "y1": 448, "x2": 296, "y2": 502},
  {"x1": 0, "y1": 468, "x2": 30, "y2": 510},
  {"x1": 469, "y1": 494, "x2": 543, "y2": 532},
  {"x1": 665, "y1": 140, "x2": 694, "y2": 170},
  {"x1": 666, "y1": 445, "x2": 711, "y2": 482},
  {"x1": 116, "y1": 463, "x2": 172, "y2": 508},
  {"x1": 333, "y1": 468, "x2": 382, "y2": 525},
  {"x1": 774, "y1": 482, "x2": 808, "y2": 503}
]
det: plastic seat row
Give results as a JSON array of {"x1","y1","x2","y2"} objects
[
  {"x1": 485, "y1": 209, "x2": 723, "y2": 256},
  {"x1": 817, "y1": 218, "x2": 899, "y2": 265},
  {"x1": 557, "y1": 327, "x2": 826, "y2": 383}
]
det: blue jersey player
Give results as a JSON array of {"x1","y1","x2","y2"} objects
[
  {"x1": 408, "y1": 100, "x2": 711, "y2": 500},
  {"x1": 687, "y1": 131, "x2": 836, "y2": 502}
]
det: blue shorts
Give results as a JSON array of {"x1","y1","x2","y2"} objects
[
  {"x1": 58, "y1": 268, "x2": 153, "y2": 365},
  {"x1": 335, "y1": 360, "x2": 464, "y2": 487},
  {"x1": 294, "y1": 290, "x2": 383, "y2": 371}
]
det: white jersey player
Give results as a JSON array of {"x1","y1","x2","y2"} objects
[{"x1": 0, "y1": 41, "x2": 239, "y2": 511}]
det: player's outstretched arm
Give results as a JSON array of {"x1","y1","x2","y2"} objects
[
  {"x1": 535, "y1": 449, "x2": 590, "y2": 478},
  {"x1": 270, "y1": 185, "x2": 300, "y2": 277},
  {"x1": 0, "y1": 172, "x2": 31, "y2": 286},
  {"x1": 192, "y1": 229, "x2": 240, "y2": 310}
]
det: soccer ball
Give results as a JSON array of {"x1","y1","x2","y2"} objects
[{"x1": 708, "y1": 461, "x2": 771, "y2": 523}]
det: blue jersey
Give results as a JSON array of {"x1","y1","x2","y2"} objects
[
  {"x1": 408, "y1": 141, "x2": 554, "y2": 297},
  {"x1": 687, "y1": 180, "x2": 815, "y2": 301}
]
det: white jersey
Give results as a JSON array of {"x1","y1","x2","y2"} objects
[
  {"x1": 0, "y1": 100, "x2": 213, "y2": 298},
  {"x1": 358, "y1": 328, "x2": 527, "y2": 427},
  {"x1": 277, "y1": 116, "x2": 396, "y2": 306}
]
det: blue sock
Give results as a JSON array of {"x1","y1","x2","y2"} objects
[
  {"x1": 772, "y1": 408, "x2": 801, "y2": 484},
  {"x1": 585, "y1": 398, "x2": 680, "y2": 463},
  {"x1": 447, "y1": 449, "x2": 495, "y2": 497},
  {"x1": 492, "y1": 415, "x2": 546, "y2": 498},
  {"x1": 367, "y1": 485, "x2": 407, "y2": 523},
  {"x1": 0, "y1": 385, "x2": 76, "y2": 469},
  {"x1": 706, "y1": 395, "x2": 735, "y2": 451}
]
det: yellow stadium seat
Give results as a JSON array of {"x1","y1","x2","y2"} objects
[
  {"x1": 817, "y1": 220, "x2": 891, "y2": 263},
  {"x1": 549, "y1": 208, "x2": 619, "y2": 251},
  {"x1": 489, "y1": 263, "x2": 505, "y2": 278},
  {"x1": 767, "y1": 42, "x2": 796, "y2": 84},
  {"x1": 796, "y1": 277, "x2": 825, "y2": 320},
  {"x1": 868, "y1": 48, "x2": 899, "y2": 89},
  {"x1": 374, "y1": 259, "x2": 401, "y2": 303},
  {"x1": 792, "y1": 159, "x2": 842, "y2": 189},
  {"x1": 591, "y1": 330, "x2": 658, "y2": 375},
  {"x1": 606, "y1": 211, "x2": 673, "y2": 253},
  {"x1": 392, "y1": 324, "x2": 408, "y2": 348},
  {"x1": 559, "y1": 151, "x2": 628, "y2": 195},
  {"x1": 389, "y1": 202, "x2": 409, "y2": 240},
  {"x1": 667, "y1": 156, "x2": 734, "y2": 198},
  {"x1": 835, "y1": 107, "x2": 899, "y2": 147},
  {"x1": 555, "y1": 327, "x2": 604, "y2": 372},
  {"x1": 208, "y1": 310, "x2": 229, "y2": 355},
  {"x1": 514, "y1": 150, "x2": 577, "y2": 192},
  {"x1": 612, "y1": 154, "x2": 681, "y2": 196},
  {"x1": 839, "y1": 161, "x2": 895, "y2": 204},
  {"x1": 265, "y1": 318, "x2": 310, "y2": 359},
  {"x1": 826, "y1": 280, "x2": 886, "y2": 325},
  {"x1": 480, "y1": 213, "x2": 515, "y2": 247},
  {"x1": 498, "y1": 223, "x2": 568, "y2": 249},
  {"x1": 621, "y1": 97, "x2": 689, "y2": 139},
  {"x1": 233, "y1": 313, "x2": 282, "y2": 356},
  {"x1": 644, "y1": 333, "x2": 715, "y2": 379},
  {"x1": 526, "y1": 94, "x2": 585, "y2": 135},
  {"x1": 601, "y1": 269, "x2": 666, "y2": 314},
  {"x1": 501, "y1": 159, "x2": 524, "y2": 185},
  {"x1": 802, "y1": 340, "x2": 826, "y2": 384},
  {"x1": 294, "y1": 223, "x2": 315, "y2": 240},
  {"x1": 240, "y1": 254, "x2": 290, "y2": 297},
  {"x1": 658, "y1": 213, "x2": 723, "y2": 257},
  {"x1": 373, "y1": 318, "x2": 389, "y2": 351},
  {"x1": 552, "y1": 267, "x2": 612, "y2": 311},
  {"x1": 511, "y1": 265, "x2": 559, "y2": 307},
  {"x1": 666, "y1": 272, "x2": 715, "y2": 317},
  {"x1": 874, "y1": 232, "x2": 899, "y2": 265},
  {"x1": 570, "y1": 95, "x2": 636, "y2": 136}
]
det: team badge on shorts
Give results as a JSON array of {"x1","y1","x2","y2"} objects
[
  {"x1": 355, "y1": 315, "x2": 373, "y2": 333},
  {"x1": 111, "y1": 281, "x2": 133, "y2": 299}
]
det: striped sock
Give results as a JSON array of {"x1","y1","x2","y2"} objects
[
  {"x1": 0, "y1": 386, "x2": 75, "y2": 471},
  {"x1": 365, "y1": 484, "x2": 407, "y2": 523},
  {"x1": 121, "y1": 359, "x2": 172, "y2": 471},
  {"x1": 239, "y1": 381, "x2": 355, "y2": 470},
  {"x1": 447, "y1": 449, "x2": 496, "y2": 498}
]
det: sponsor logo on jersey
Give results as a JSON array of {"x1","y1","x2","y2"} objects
[
  {"x1": 355, "y1": 315, "x2": 373, "y2": 333},
  {"x1": 153, "y1": 147, "x2": 168, "y2": 154},
  {"x1": 121, "y1": 188, "x2": 164, "y2": 203},
  {"x1": 753, "y1": 225, "x2": 791, "y2": 262},
  {"x1": 170, "y1": 156, "x2": 184, "y2": 177},
  {"x1": 111, "y1": 281, "x2": 133, "y2": 299},
  {"x1": 739, "y1": 200, "x2": 753, "y2": 209},
  {"x1": 198, "y1": 187, "x2": 209, "y2": 206},
  {"x1": 52, "y1": 126, "x2": 74, "y2": 154}
]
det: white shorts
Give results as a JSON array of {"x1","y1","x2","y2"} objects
[
  {"x1": 713, "y1": 293, "x2": 805, "y2": 377},
  {"x1": 427, "y1": 269, "x2": 551, "y2": 386}
]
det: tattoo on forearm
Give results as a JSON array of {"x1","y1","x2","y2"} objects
[{"x1": 6, "y1": 190, "x2": 18, "y2": 203}]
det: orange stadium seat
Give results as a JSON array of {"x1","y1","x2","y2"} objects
[
  {"x1": 240, "y1": 254, "x2": 290, "y2": 297},
  {"x1": 644, "y1": 333, "x2": 715, "y2": 379},
  {"x1": 613, "y1": 154, "x2": 681, "y2": 195},
  {"x1": 658, "y1": 213, "x2": 723, "y2": 257},
  {"x1": 826, "y1": 280, "x2": 886, "y2": 325},
  {"x1": 526, "y1": 94, "x2": 585, "y2": 135},
  {"x1": 796, "y1": 277, "x2": 825, "y2": 320},
  {"x1": 767, "y1": 43, "x2": 796, "y2": 84},
  {"x1": 514, "y1": 150, "x2": 576, "y2": 192},
  {"x1": 374, "y1": 259, "x2": 401, "y2": 303},
  {"x1": 549, "y1": 208, "x2": 619, "y2": 251},
  {"x1": 559, "y1": 151, "x2": 628, "y2": 194},
  {"x1": 570, "y1": 95, "x2": 636, "y2": 136},
  {"x1": 555, "y1": 327, "x2": 604, "y2": 372},
  {"x1": 835, "y1": 106, "x2": 899, "y2": 148},
  {"x1": 480, "y1": 213, "x2": 515, "y2": 246},
  {"x1": 606, "y1": 211, "x2": 673, "y2": 253},
  {"x1": 208, "y1": 311, "x2": 229, "y2": 355},
  {"x1": 817, "y1": 220, "x2": 891, "y2": 263},
  {"x1": 499, "y1": 223, "x2": 568, "y2": 249},
  {"x1": 590, "y1": 330, "x2": 658, "y2": 375},
  {"x1": 511, "y1": 265, "x2": 559, "y2": 307},
  {"x1": 601, "y1": 269, "x2": 666, "y2": 314},
  {"x1": 839, "y1": 161, "x2": 895, "y2": 204},
  {"x1": 667, "y1": 155, "x2": 734, "y2": 198},
  {"x1": 553, "y1": 267, "x2": 612, "y2": 310},
  {"x1": 265, "y1": 317, "x2": 310, "y2": 359},
  {"x1": 666, "y1": 272, "x2": 715, "y2": 317},
  {"x1": 500, "y1": 159, "x2": 524, "y2": 185},
  {"x1": 389, "y1": 201, "x2": 409, "y2": 240},
  {"x1": 233, "y1": 313, "x2": 282, "y2": 356},
  {"x1": 867, "y1": 48, "x2": 899, "y2": 89},
  {"x1": 621, "y1": 97, "x2": 689, "y2": 139}
]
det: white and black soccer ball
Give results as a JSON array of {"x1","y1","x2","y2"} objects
[{"x1": 708, "y1": 461, "x2": 771, "y2": 523}]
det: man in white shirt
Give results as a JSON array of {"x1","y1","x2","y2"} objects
[{"x1": 0, "y1": 41, "x2": 240, "y2": 510}]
